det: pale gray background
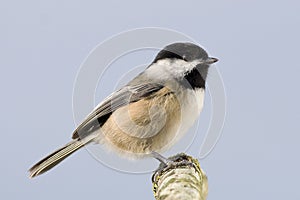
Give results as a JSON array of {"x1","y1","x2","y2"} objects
[{"x1": 0, "y1": 0, "x2": 299, "y2": 199}]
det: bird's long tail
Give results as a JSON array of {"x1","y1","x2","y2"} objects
[{"x1": 29, "y1": 136, "x2": 95, "y2": 178}]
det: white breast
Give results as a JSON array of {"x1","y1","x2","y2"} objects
[{"x1": 175, "y1": 87, "x2": 205, "y2": 141}]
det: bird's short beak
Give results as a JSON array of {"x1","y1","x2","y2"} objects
[{"x1": 205, "y1": 57, "x2": 218, "y2": 64}]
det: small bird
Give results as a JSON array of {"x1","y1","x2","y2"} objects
[{"x1": 29, "y1": 42, "x2": 218, "y2": 178}]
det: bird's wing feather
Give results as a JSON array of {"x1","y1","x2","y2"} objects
[{"x1": 72, "y1": 83, "x2": 163, "y2": 139}]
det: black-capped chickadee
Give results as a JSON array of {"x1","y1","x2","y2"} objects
[{"x1": 29, "y1": 42, "x2": 218, "y2": 178}]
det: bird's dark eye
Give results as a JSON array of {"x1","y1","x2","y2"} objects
[{"x1": 153, "y1": 50, "x2": 187, "y2": 63}]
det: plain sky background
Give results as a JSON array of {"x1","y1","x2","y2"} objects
[{"x1": 1, "y1": 0, "x2": 300, "y2": 199}]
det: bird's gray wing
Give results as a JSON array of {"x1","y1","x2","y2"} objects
[{"x1": 72, "y1": 83, "x2": 163, "y2": 139}]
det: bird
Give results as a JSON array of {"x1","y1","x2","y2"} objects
[{"x1": 29, "y1": 42, "x2": 218, "y2": 178}]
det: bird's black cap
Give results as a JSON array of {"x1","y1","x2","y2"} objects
[{"x1": 153, "y1": 42, "x2": 215, "y2": 63}]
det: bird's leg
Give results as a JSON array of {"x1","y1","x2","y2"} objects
[
  {"x1": 151, "y1": 151, "x2": 172, "y2": 167},
  {"x1": 151, "y1": 152, "x2": 195, "y2": 169}
]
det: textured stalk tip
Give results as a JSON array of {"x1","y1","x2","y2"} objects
[{"x1": 152, "y1": 153, "x2": 208, "y2": 200}]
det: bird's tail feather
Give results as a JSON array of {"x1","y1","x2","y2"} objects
[{"x1": 29, "y1": 136, "x2": 94, "y2": 178}]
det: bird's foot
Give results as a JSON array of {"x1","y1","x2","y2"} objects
[{"x1": 151, "y1": 152, "x2": 196, "y2": 182}]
